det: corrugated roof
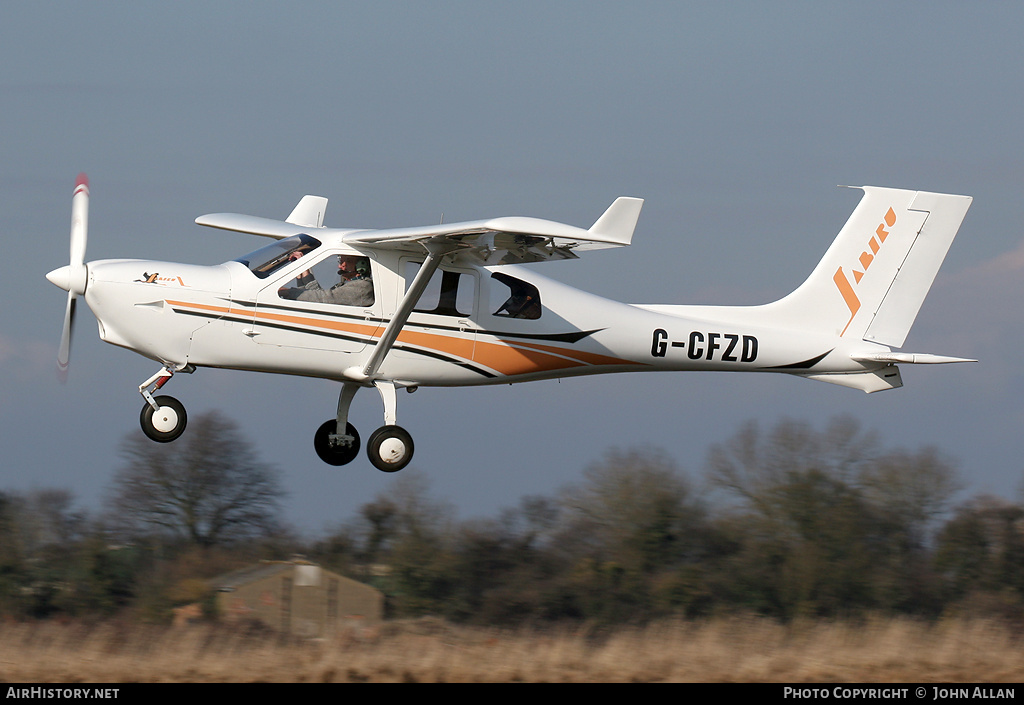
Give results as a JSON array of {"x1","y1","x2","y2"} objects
[{"x1": 210, "y1": 561, "x2": 294, "y2": 590}]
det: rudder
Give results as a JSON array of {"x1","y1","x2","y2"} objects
[{"x1": 862, "y1": 189, "x2": 972, "y2": 347}]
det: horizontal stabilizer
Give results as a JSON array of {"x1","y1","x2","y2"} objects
[
  {"x1": 851, "y1": 352, "x2": 976, "y2": 365},
  {"x1": 803, "y1": 367, "x2": 904, "y2": 393}
]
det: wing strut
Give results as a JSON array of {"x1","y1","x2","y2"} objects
[{"x1": 347, "y1": 239, "x2": 459, "y2": 382}]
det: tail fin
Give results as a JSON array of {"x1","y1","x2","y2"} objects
[{"x1": 766, "y1": 186, "x2": 972, "y2": 346}]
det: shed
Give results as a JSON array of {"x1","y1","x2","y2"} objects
[{"x1": 211, "y1": 559, "x2": 383, "y2": 637}]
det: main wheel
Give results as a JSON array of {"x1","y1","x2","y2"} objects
[
  {"x1": 314, "y1": 420, "x2": 361, "y2": 466},
  {"x1": 367, "y1": 425, "x2": 414, "y2": 472},
  {"x1": 140, "y1": 395, "x2": 187, "y2": 443}
]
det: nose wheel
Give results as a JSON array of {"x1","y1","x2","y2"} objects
[
  {"x1": 140, "y1": 395, "x2": 187, "y2": 443},
  {"x1": 138, "y1": 365, "x2": 194, "y2": 443}
]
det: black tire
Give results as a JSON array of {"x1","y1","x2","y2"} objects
[
  {"x1": 314, "y1": 420, "x2": 361, "y2": 466},
  {"x1": 140, "y1": 395, "x2": 187, "y2": 443},
  {"x1": 367, "y1": 425, "x2": 414, "y2": 473}
]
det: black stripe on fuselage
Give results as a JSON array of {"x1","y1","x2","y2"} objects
[
  {"x1": 170, "y1": 303, "x2": 497, "y2": 378},
  {"x1": 228, "y1": 298, "x2": 603, "y2": 344},
  {"x1": 767, "y1": 350, "x2": 834, "y2": 370}
]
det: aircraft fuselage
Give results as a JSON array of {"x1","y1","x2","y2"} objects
[{"x1": 83, "y1": 242, "x2": 864, "y2": 391}]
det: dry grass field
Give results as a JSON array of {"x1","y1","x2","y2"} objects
[{"x1": 0, "y1": 616, "x2": 1021, "y2": 682}]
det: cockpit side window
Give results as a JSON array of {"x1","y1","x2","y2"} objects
[
  {"x1": 277, "y1": 253, "x2": 376, "y2": 308},
  {"x1": 235, "y1": 234, "x2": 322, "y2": 279},
  {"x1": 491, "y1": 272, "x2": 541, "y2": 320}
]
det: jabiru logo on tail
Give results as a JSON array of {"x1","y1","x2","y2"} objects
[{"x1": 832, "y1": 206, "x2": 897, "y2": 336}]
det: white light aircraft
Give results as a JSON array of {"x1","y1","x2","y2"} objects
[{"x1": 46, "y1": 175, "x2": 974, "y2": 471}]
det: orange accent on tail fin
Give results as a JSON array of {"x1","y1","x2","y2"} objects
[{"x1": 833, "y1": 266, "x2": 860, "y2": 336}]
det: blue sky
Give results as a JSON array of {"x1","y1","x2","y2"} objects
[{"x1": 3, "y1": 2, "x2": 1023, "y2": 533}]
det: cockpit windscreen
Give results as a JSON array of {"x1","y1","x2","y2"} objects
[{"x1": 234, "y1": 234, "x2": 322, "y2": 279}]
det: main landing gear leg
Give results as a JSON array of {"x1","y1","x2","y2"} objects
[
  {"x1": 138, "y1": 365, "x2": 190, "y2": 443},
  {"x1": 314, "y1": 382, "x2": 361, "y2": 466},
  {"x1": 367, "y1": 380, "x2": 414, "y2": 473}
]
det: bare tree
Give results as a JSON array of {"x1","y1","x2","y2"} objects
[
  {"x1": 556, "y1": 448, "x2": 704, "y2": 573},
  {"x1": 707, "y1": 416, "x2": 882, "y2": 513},
  {"x1": 705, "y1": 416, "x2": 961, "y2": 617},
  {"x1": 708, "y1": 416, "x2": 958, "y2": 539},
  {"x1": 108, "y1": 412, "x2": 284, "y2": 547}
]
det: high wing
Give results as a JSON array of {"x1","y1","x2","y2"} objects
[
  {"x1": 345, "y1": 196, "x2": 643, "y2": 265},
  {"x1": 194, "y1": 214, "x2": 308, "y2": 239},
  {"x1": 197, "y1": 196, "x2": 644, "y2": 266},
  {"x1": 195, "y1": 194, "x2": 332, "y2": 240}
]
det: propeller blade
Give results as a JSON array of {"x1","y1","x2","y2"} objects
[
  {"x1": 53, "y1": 173, "x2": 89, "y2": 382},
  {"x1": 58, "y1": 291, "x2": 76, "y2": 383},
  {"x1": 70, "y1": 173, "x2": 89, "y2": 269}
]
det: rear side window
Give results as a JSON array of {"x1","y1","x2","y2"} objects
[
  {"x1": 406, "y1": 262, "x2": 476, "y2": 317},
  {"x1": 491, "y1": 271, "x2": 541, "y2": 319}
]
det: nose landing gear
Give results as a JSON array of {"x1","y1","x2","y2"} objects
[
  {"x1": 140, "y1": 395, "x2": 187, "y2": 442},
  {"x1": 138, "y1": 365, "x2": 192, "y2": 443}
]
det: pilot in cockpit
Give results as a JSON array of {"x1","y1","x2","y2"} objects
[{"x1": 279, "y1": 253, "x2": 374, "y2": 307}]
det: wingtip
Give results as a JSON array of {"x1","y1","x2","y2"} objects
[{"x1": 589, "y1": 196, "x2": 644, "y2": 246}]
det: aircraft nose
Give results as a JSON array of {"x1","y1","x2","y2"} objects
[
  {"x1": 46, "y1": 264, "x2": 87, "y2": 295},
  {"x1": 46, "y1": 265, "x2": 72, "y2": 292}
]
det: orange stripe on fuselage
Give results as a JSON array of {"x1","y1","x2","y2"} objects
[
  {"x1": 167, "y1": 299, "x2": 636, "y2": 376},
  {"x1": 508, "y1": 339, "x2": 634, "y2": 367},
  {"x1": 254, "y1": 309, "x2": 380, "y2": 338},
  {"x1": 167, "y1": 299, "x2": 381, "y2": 338},
  {"x1": 395, "y1": 330, "x2": 585, "y2": 376},
  {"x1": 166, "y1": 299, "x2": 230, "y2": 315},
  {"x1": 395, "y1": 333, "x2": 637, "y2": 377},
  {"x1": 395, "y1": 329, "x2": 476, "y2": 362},
  {"x1": 475, "y1": 338, "x2": 587, "y2": 375}
]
